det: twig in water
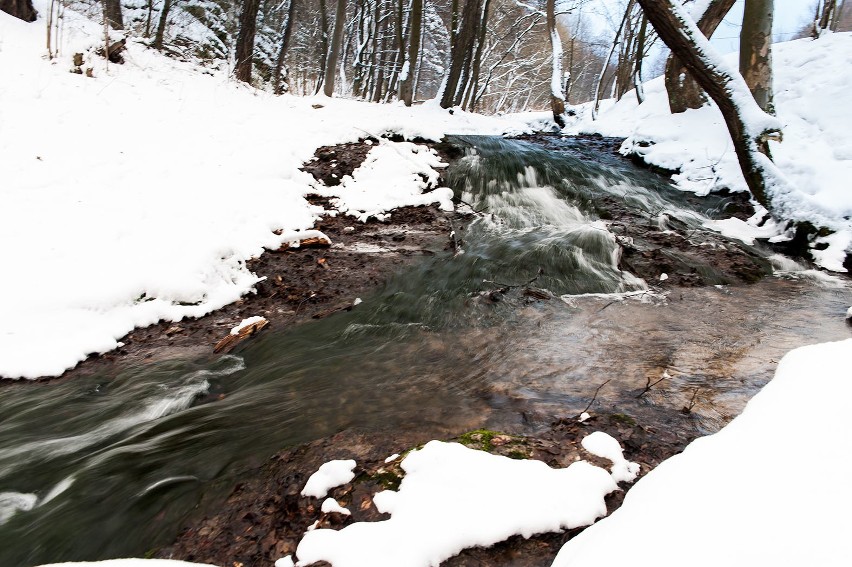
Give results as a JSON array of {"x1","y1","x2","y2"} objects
[
  {"x1": 636, "y1": 371, "x2": 669, "y2": 398},
  {"x1": 580, "y1": 378, "x2": 612, "y2": 416},
  {"x1": 681, "y1": 387, "x2": 701, "y2": 414}
]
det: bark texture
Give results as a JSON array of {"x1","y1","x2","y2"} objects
[
  {"x1": 547, "y1": 0, "x2": 566, "y2": 126},
  {"x1": 235, "y1": 0, "x2": 262, "y2": 83},
  {"x1": 153, "y1": 0, "x2": 172, "y2": 50},
  {"x1": 0, "y1": 0, "x2": 37, "y2": 21},
  {"x1": 322, "y1": 0, "x2": 346, "y2": 96},
  {"x1": 637, "y1": 0, "x2": 782, "y2": 210},
  {"x1": 399, "y1": 0, "x2": 422, "y2": 106},
  {"x1": 663, "y1": 0, "x2": 735, "y2": 113},
  {"x1": 104, "y1": 0, "x2": 123, "y2": 29},
  {"x1": 273, "y1": 0, "x2": 298, "y2": 95},
  {"x1": 740, "y1": 0, "x2": 774, "y2": 114},
  {"x1": 440, "y1": 0, "x2": 482, "y2": 109}
]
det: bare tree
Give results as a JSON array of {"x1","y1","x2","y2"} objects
[
  {"x1": 547, "y1": 0, "x2": 567, "y2": 126},
  {"x1": 632, "y1": 11, "x2": 648, "y2": 104},
  {"x1": 440, "y1": 0, "x2": 483, "y2": 108},
  {"x1": 399, "y1": 0, "x2": 423, "y2": 105},
  {"x1": 740, "y1": 0, "x2": 773, "y2": 116},
  {"x1": 814, "y1": 0, "x2": 838, "y2": 36},
  {"x1": 273, "y1": 0, "x2": 298, "y2": 94},
  {"x1": 235, "y1": 0, "x2": 262, "y2": 83},
  {"x1": 322, "y1": 0, "x2": 347, "y2": 95},
  {"x1": 153, "y1": 0, "x2": 173, "y2": 50},
  {"x1": 104, "y1": 0, "x2": 123, "y2": 29},
  {"x1": 664, "y1": 0, "x2": 735, "y2": 113},
  {"x1": 592, "y1": 0, "x2": 634, "y2": 120},
  {"x1": 636, "y1": 0, "x2": 784, "y2": 210}
]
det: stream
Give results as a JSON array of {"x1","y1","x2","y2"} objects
[{"x1": 1, "y1": 135, "x2": 849, "y2": 566}]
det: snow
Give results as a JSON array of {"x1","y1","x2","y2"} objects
[
  {"x1": 320, "y1": 498, "x2": 351, "y2": 516},
  {"x1": 569, "y1": 33, "x2": 852, "y2": 271},
  {"x1": 229, "y1": 316, "x2": 267, "y2": 335},
  {"x1": 552, "y1": 338, "x2": 852, "y2": 567},
  {"x1": 301, "y1": 459, "x2": 357, "y2": 498},
  {"x1": 846, "y1": 306, "x2": 852, "y2": 319},
  {"x1": 580, "y1": 432, "x2": 639, "y2": 484},
  {"x1": 293, "y1": 439, "x2": 635, "y2": 567},
  {"x1": 0, "y1": 0, "x2": 536, "y2": 379}
]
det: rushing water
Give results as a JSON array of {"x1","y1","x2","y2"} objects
[{"x1": 1, "y1": 136, "x2": 849, "y2": 566}]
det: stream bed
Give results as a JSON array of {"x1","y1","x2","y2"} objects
[{"x1": 1, "y1": 135, "x2": 849, "y2": 566}]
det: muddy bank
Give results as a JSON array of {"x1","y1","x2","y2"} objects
[
  {"x1": 20, "y1": 140, "x2": 465, "y2": 385},
  {"x1": 158, "y1": 412, "x2": 694, "y2": 567}
]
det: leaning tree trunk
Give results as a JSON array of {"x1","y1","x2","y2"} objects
[
  {"x1": 636, "y1": 0, "x2": 783, "y2": 211},
  {"x1": 0, "y1": 0, "x2": 37, "y2": 21},
  {"x1": 234, "y1": 0, "x2": 261, "y2": 83},
  {"x1": 664, "y1": 0, "x2": 735, "y2": 113},
  {"x1": 322, "y1": 0, "x2": 346, "y2": 96},
  {"x1": 740, "y1": 0, "x2": 774, "y2": 116},
  {"x1": 547, "y1": 0, "x2": 567, "y2": 127},
  {"x1": 399, "y1": 0, "x2": 422, "y2": 106}
]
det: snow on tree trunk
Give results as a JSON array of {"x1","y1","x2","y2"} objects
[
  {"x1": 636, "y1": 0, "x2": 785, "y2": 211},
  {"x1": 664, "y1": 0, "x2": 735, "y2": 114},
  {"x1": 547, "y1": 0, "x2": 566, "y2": 127},
  {"x1": 440, "y1": 0, "x2": 482, "y2": 109},
  {"x1": 740, "y1": 0, "x2": 774, "y2": 115}
]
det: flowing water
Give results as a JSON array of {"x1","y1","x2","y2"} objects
[{"x1": 1, "y1": 136, "x2": 849, "y2": 566}]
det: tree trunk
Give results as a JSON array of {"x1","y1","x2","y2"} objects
[
  {"x1": 153, "y1": 0, "x2": 172, "y2": 50},
  {"x1": 0, "y1": 0, "x2": 37, "y2": 22},
  {"x1": 322, "y1": 0, "x2": 346, "y2": 96},
  {"x1": 234, "y1": 0, "x2": 261, "y2": 83},
  {"x1": 273, "y1": 0, "x2": 298, "y2": 95},
  {"x1": 315, "y1": 0, "x2": 329, "y2": 91},
  {"x1": 814, "y1": 0, "x2": 838, "y2": 36},
  {"x1": 633, "y1": 12, "x2": 648, "y2": 104},
  {"x1": 399, "y1": 0, "x2": 422, "y2": 106},
  {"x1": 104, "y1": 0, "x2": 123, "y2": 29},
  {"x1": 440, "y1": 0, "x2": 482, "y2": 109},
  {"x1": 461, "y1": 0, "x2": 489, "y2": 110},
  {"x1": 664, "y1": 0, "x2": 735, "y2": 113},
  {"x1": 592, "y1": 0, "x2": 633, "y2": 120},
  {"x1": 740, "y1": 0, "x2": 774, "y2": 115},
  {"x1": 636, "y1": 0, "x2": 783, "y2": 210},
  {"x1": 547, "y1": 0, "x2": 566, "y2": 126}
]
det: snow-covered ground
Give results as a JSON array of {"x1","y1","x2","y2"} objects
[
  {"x1": 568, "y1": 33, "x2": 852, "y2": 272},
  {"x1": 0, "y1": 1, "x2": 532, "y2": 379},
  {"x1": 553, "y1": 338, "x2": 852, "y2": 567}
]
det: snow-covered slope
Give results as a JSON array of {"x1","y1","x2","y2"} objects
[
  {"x1": 569, "y1": 33, "x2": 852, "y2": 271},
  {"x1": 0, "y1": 1, "x2": 532, "y2": 379},
  {"x1": 552, "y1": 338, "x2": 852, "y2": 567}
]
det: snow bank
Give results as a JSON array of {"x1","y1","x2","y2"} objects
[
  {"x1": 552, "y1": 338, "x2": 852, "y2": 567},
  {"x1": 568, "y1": 33, "x2": 852, "y2": 271},
  {"x1": 0, "y1": 1, "x2": 535, "y2": 379},
  {"x1": 292, "y1": 439, "x2": 634, "y2": 567}
]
